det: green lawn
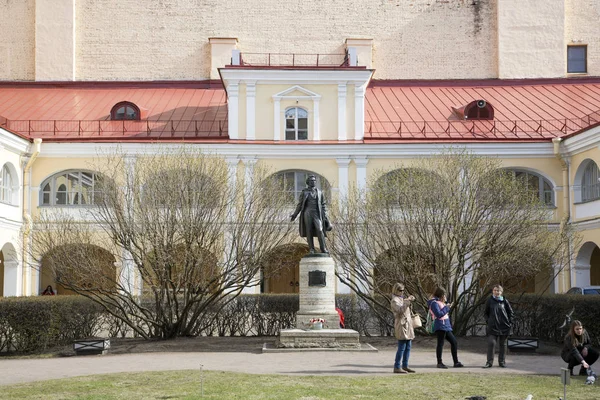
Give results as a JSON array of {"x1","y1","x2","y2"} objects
[{"x1": 1, "y1": 371, "x2": 597, "y2": 400}]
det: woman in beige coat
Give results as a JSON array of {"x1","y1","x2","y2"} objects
[{"x1": 390, "y1": 282, "x2": 416, "y2": 373}]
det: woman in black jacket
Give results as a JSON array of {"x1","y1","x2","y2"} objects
[
  {"x1": 561, "y1": 320, "x2": 599, "y2": 376},
  {"x1": 483, "y1": 284, "x2": 513, "y2": 368}
]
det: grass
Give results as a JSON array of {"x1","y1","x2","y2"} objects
[{"x1": 0, "y1": 370, "x2": 597, "y2": 400}]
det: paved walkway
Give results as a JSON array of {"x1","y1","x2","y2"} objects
[{"x1": 0, "y1": 345, "x2": 567, "y2": 386}]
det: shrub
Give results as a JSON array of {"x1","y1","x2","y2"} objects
[{"x1": 0, "y1": 296, "x2": 104, "y2": 353}]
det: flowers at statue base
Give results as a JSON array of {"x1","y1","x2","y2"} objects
[{"x1": 309, "y1": 318, "x2": 326, "y2": 324}]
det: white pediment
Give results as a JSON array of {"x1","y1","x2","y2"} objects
[{"x1": 273, "y1": 85, "x2": 321, "y2": 100}]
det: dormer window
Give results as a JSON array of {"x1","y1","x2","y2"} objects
[
  {"x1": 111, "y1": 101, "x2": 141, "y2": 120},
  {"x1": 285, "y1": 107, "x2": 308, "y2": 140},
  {"x1": 451, "y1": 100, "x2": 494, "y2": 120}
]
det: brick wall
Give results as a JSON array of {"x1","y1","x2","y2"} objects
[
  {"x1": 1, "y1": 1, "x2": 598, "y2": 81},
  {"x1": 74, "y1": 0, "x2": 498, "y2": 81},
  {"x1": 0, "y1": 0, "x2": 35, "y2": 81},
  {"x1": 565, "y1": 0, "x2": 600, "y2": 76}
]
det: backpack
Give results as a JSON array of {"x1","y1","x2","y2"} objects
[{"x1": 425, "y1": 306, "x2": 435, "y2": 334}]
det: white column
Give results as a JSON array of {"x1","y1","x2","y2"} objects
[
  {"x1": 241, "y1": 157, "x2": 257, "y2": 191},
  {"x1": 354, "y1": 85, "x2": 366, "y2": 140},
  {"x1": 225, "y1": 156, "x2": 239, "y2": 214},
  {"x1": 118, "y1": 250, "x2": 138, "y2": 295},
  {"x1": 337, "y1": 82, "x2": 347, "y2": 141},
  {"x1": 354, "y1": 157, "x2": 368, "y2": 191},
  {"x1": 245, "y1": 81, "x2": 256, "y2": 140},
  {"x1": 225, "y1": 156, "x2": 239, "y2": 190},
  {"x1": 239, "y1": 156, "x2": 258, "y2": 294},
  {"x1": 273, "y1": 97, "x2": 281, "y2": 141},
  {"x1": 336, "y1": 158, "x2": 351, "y2": 201},
  {"x1": 3, "y1": 259, "x2": 19, "y2": 297},
  {"x1": 227, "y1": 81, "x2": 239, "y2": 140},
  {"x1": 312, "y1": 98, "x2": 320, "y2": 141}
]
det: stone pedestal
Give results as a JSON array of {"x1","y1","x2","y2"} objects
[
  {"x1": 276, "y1": 255, "x2": 361, "y2": 349},
  {"x1": 295, "y1": 255, "x2": 340, "y2": 330}
]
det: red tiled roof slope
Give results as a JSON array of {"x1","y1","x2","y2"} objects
[
  {"x1": 1, "y1": 80, "x2": 599, "y2": 142},
  {"x1": 0, "y1": 82, "x2": 228, "y2": 141},
  {"x1": 365, "y1": 79, "x2": 600, "y2": 141}
]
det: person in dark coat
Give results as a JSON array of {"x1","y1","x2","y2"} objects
[
  {"x1": 561, "y1": 320, "x2": 599, "y2": 376},
  {"x1": 290, "y1": 175, "x2": 331, "y2": 254},
  {"x1": 483, "y1": 284, "x2": 513, "y2": 368},
  {"x1": 427, "y1": 287, "x2": 464, "y2": 369}
]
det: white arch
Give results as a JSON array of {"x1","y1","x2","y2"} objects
[
  {"x1": 500, "y1": 166, "x2": 557, "y2": 206},
  {"x1": 1, "y1": 242, "x2": 20, "y2": 297},
  {"x1": 573, "y1": 158, "x2": 600, "y2": 203},
  {"x1": 574, "y1": 241, "x2": 600, "y2": 287},
  {"x1": 1, "y1": 162, "x2": 20, "y2": 205},
  {"x1": 39, "y1": 169, "x2": 104, "y2": 206},
  {"x1": 500, "y1": 166, "x2": 558, "y2": 189}
]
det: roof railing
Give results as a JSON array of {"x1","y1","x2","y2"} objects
[
  {"x1": 364, "y1": 111, "x2": 600, "y2": 139},
  {"x1": 237, "y1": 52, "x2": 350, "y2": 67},
  {"x1": 0, "y1": 119, "x2": 229, "y2": 139}
]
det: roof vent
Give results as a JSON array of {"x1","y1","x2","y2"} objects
[{"x1": 451, "y1": 100, "x2": 494, "y2": 120}]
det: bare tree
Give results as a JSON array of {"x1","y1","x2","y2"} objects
[
  {"x1": 28, "y1": 148, "x2": 296, "y2": 339},
  {"x1": 330, "y1": 151, "x2": 576, "y2": 335}
]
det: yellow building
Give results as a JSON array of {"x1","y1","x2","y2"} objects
[{"x1": 1, "y1": 1, "x2": 599, "y2": 297}]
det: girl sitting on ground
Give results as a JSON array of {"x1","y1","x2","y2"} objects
[{"x1": 561, "y1": 320, "x2": 599, "y2": 376}]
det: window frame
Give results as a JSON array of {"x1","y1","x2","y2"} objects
[
  {"x1": 0, "y1": 163, "x2": 17, "y2": 205},
  {"x1": 567, "y1": 45, "x2": 587, "y2": 74},
  {"x1": 284, "y1": 107, "x2": 308, "y2": 141},
  {"x1": 110, "y1": 101, "x2": 141, "y2": 121},
  {"x1": 581, "y1": 161, "x2": 600, "y2": 203},
  {"x1": 505, "y1": 169, "x2": 555, "y2": 206},
  {"x1": 40, "y1": 170, "x2": 103, "y2": 207},
  {"x1": 274, "y1": 170, "x2": 330, "y2": 202}
]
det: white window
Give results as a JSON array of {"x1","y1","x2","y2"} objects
[
  {"x1": 285, "y1": 107, "x2": 308, "y2": 140},
  {"x1": 567, "y1": 45, "x2": 587, "y2": 74},
  {"x1": 0, "y1": 164, "x2": 15, "y2": 204},
  {"x1": 274, "y1": 170, "x2": 329, "y2": 202},
  {"x1": 41, "y1": 171, "x2": 103, "y2": 206},
  {"x1": 506, "y1": 169, "x2": 554, "y2": 206},
  {"x1": 582, "y1": 161, "x2": 600, "y2": 202}
]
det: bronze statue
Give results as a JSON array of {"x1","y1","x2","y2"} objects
[{"x1": 290, "y1": 175, "x2": 332, "y2": 254}]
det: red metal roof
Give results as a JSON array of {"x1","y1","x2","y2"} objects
[
  {"x1": 365, "y1": 79, "x2": 600, "y2": 141},
  {"x1": 1, "y1": 79, "x2": 600, "y2": 143},
  {"x1": 0, "y1": 82, "x2": 228, "y2": 141}
]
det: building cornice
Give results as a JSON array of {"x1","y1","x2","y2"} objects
[
  {"x1": 0, "y1": 127, "x2": 31, "y2": 154},
  {"x1": 37, "y1": 141, "x2": 555, "y2": 159},
  {"x1": 562, "y1": 125, "x2": 600, "y2": 156}
]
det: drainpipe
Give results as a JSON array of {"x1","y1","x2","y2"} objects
[
  {"x1": 552, "y1": 137, "x2": 572, "y2": 292},
  {"x1": 21, "y1": 138, "x2": 42, "y2": 296}
]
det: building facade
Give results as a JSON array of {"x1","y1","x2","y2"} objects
[{"x1": 1, "y1": 0, "x2": 599, "y2": 297}]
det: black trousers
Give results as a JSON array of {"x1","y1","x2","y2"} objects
[
  {"x1": 436, "y1": 330, "x2": 459, "y2": 364},
  {"x1": 566, "y1": 347, "x2": 600, "y2": 371}
]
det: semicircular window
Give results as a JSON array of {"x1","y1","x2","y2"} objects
[
  {"x1": 41, "y1": 170, "x2": 103, "y2": 206},
  {"x1": 272, "y1": 170, "x2": 330, "y2": 202},
  {"x1": 581, "y1": 161, "x2": 600, "y2": 202},
  {"x1": 504, "y1": 169, "x2": 554, "y2": 206},
  {"x1": 111, "y1": 101, "x2": 140, "y2": 120}
]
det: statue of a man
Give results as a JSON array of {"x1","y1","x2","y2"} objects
[{"x1": 290, "y1": 175, "x2": 332, "y2": 254}]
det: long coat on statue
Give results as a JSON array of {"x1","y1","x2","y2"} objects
[{"x1": 292, "y1": 188, "x2": 331, "y2": 238}]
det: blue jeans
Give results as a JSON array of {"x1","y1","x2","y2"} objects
[{"x1": 394, "y1": 339, "x2": 412, "y2": 369}]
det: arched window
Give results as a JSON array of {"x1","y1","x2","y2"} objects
[
  {"x1": 504, "y1": 169, "x2": 554, "y2": 206},
  {"x1": 40, "y1": 170, "x2": 103, "y2": 206},
  {"x1": 374, "y1": 168, "x2": 440, "y2": 206},
  {"x1": 110, "y1": 101, "x2": 140, "y2": 120},
  {"x1": 285, "y1": 107, "x2": 308, "y2": 140},
  {"x1": 0, "y1": 163, "x2": 17, "y2": 205},
  {"x1": 272, "y1": 170, "x2": 330, "y2": 202},
  {"x1": 581, "y1": 161, "x2": 600, "y2": 202}
]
